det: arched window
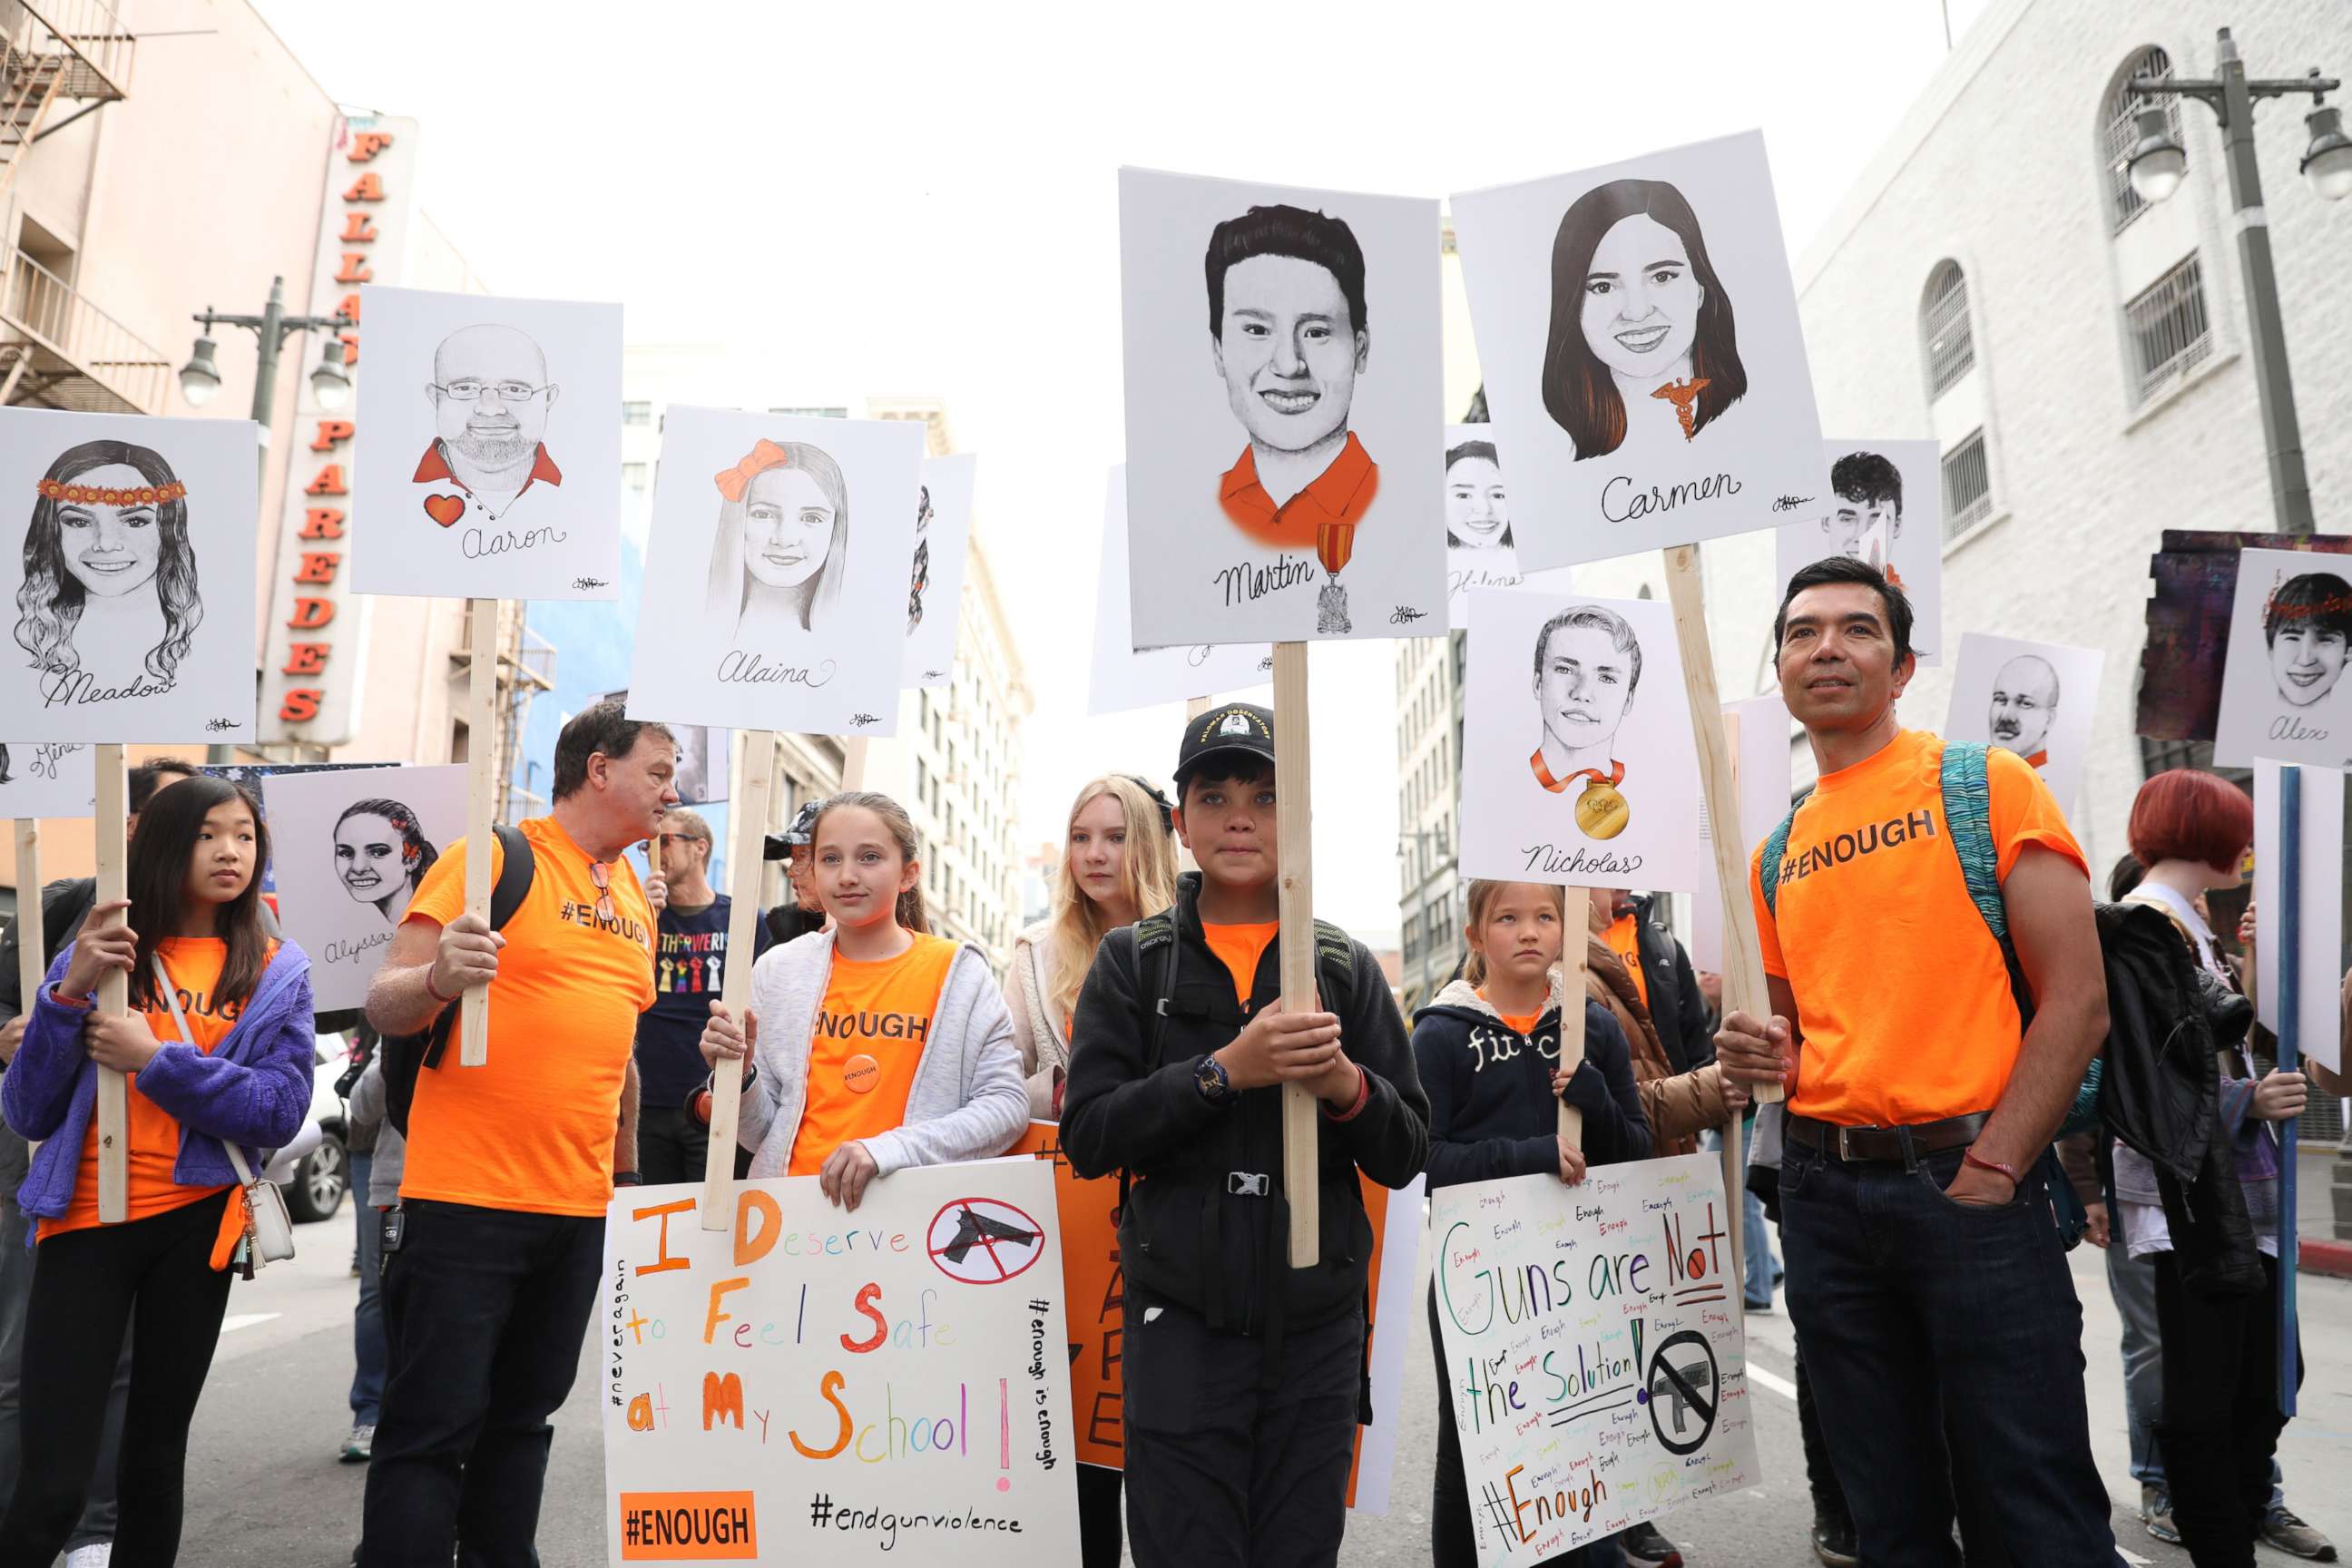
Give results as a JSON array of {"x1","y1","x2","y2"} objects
[
  {"x1": 1920, "y1": 260, "x2": 1974, "y2": 399},
  {"x1": 2103, "y1": 46, "x2": 2181, "y2": 233}
]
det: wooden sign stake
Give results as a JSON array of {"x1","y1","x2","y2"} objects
[
  {"x1": 458, "y1": 597, "x2": 500, "y2": 1067},
  {"x1": 14, "y1": 818, "x2": 42, "y2": 1023},
  {"x1": 1271, "y1": 642, "x2": 1318, "y2": 1268},
  {"x1": 91, "y1": 745, "x2": 127, "y2": 1223},
  {"x1": 2276, "y1": 763, "x2": 2302, "y2": 1416},
  {"x1": 840, "y1": 736, "x2": 869, "y2": 793},
  {"x1": 703, "y1": 729, "x2": 778, "y2": 1229}
]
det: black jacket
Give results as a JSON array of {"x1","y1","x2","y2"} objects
[
  {"x1": 1060, "y1": 874, "x2": 1429, "y2": 1335},
  {"x1": 1629, "y1": 896, "x2": 1714, "y2": 1073},
  {"x1": 1413, "y1": 975, "x2": 1649, "y2": 1191}
]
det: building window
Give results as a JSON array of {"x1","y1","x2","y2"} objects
[
  {"x1": 622, "y1": 462, "x2": 650, "y2": 491},
  {"x1": 2124, "y1": 255, "x2": 2213, "y2": 406},
  {"x1": 1920, "y1": 260, "x2": 1975, "y2": 399},
  {"x1": 1941, "y1": 430, "x2": 1992, "y2": 540},
  {"x1": 2103, "y1": 47, "x2": 2181, "y2": 234},
  {"x1": 622, "y1": 400, "x2": 652, "y2": 426}
]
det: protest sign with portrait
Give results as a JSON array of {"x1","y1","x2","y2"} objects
[
  {"x1": 1772, "y1": 438, "x2": 1944, "y2": 664},
  {"x1": 262, "y1": 762, "x2": 466, "y2": 1012},
  {"x1": 1088, "y1": 466, "x2": 1272, "y2": 715}
]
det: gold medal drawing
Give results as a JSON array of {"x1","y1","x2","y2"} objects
[{"x1": 1575, "y1": 775, "x2": 1631, "y2": 839}]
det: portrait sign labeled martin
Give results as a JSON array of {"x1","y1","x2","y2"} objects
[
  {"x1": 352, "y1": 284, "x2": 622, "y2": 602},
  {"x1": 1459, "y1": 588, "x2": 1708, "y2": 893},
  {"x1": 1773, "y1": 438, "x2": 1944, "y2": 664},
  {"x1": 1449, "y1": 130, "x2": 1823, "y2": 572},
  {"x1": 1945, "y1": 631, "x2": 2105, "y2": 825},
  {"x1": 1118, "y1": 167, "x2": 1445, "y2": 647},
  {"x1": 2212, "y1": 546, "x2": 2352, "y2": 769}
]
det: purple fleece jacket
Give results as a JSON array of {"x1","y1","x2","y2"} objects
[{"x1": 3, "y1": 939, "x2": 315, "y2": 1234}]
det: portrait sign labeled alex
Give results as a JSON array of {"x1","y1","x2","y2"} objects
[
  {"x1": 262, "y1": 763, "x2": 466, "y2": 1013},
  {"x1": 1773, "y1": 439, "x2": 1943, "y2": 663},
  {"x1": 2213, "y1": 547, "x2": 2352, "y2": 769},
  {"x1": 1118, "y1": 167, "x2": 1445, "y2": 647},
  {"x1": 1459, "y1": 589, "x2": 1708, "y2": 893},
  {"x1": 626, "y1": 408, "x2": 922, "y2": 738},
  {"x1": 1449, "y1": 130, "x2": 1823, "y2": 572},
  {"x1": 1089, "y1": 466, "x2": 1271, "y2": 716},
  {"x1": 1442, "y1": 425, "x2": 1576, "y2": 626},
  {"x1": 0, "y1": 740, "x2": 93, "y2": 819},
  {"x1": 351, "y1": 284, "x2": 622, "y2": 602},
  {"x1": 0, "y1": 407, "x2": 259, "y2": 744},
  {"x1": 1945, "y1": 632, "x2": 2104, "y2": 822},
  {"x1": 903, "y1": 454, "x2": 977, "y2": 690},
  {"x1": 2253, "y1": 759, "x2": 2346, "y2": 1073}
]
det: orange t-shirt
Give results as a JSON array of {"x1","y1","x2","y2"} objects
[
  {"x1": 1603, "y1": 913, "x2": 1647, "y2": 1011},
  {"x1": 1749, "y1": 730, "x2": 2087, "y2": 1126},
  {"x1": 1202, "y1": 921, "x2": 1279, "y2": 1009},
  {"x1": 789, "y1": 933, "x2": 959, "y2": 1176},
  {"x1": 1477, "y1": 991, "x2": 1546, "y2": 1039},
  {"x1": 42, "y1": 937, "x2": 254, "y2": 1242},
  {"x1": 400, "y1": 818, "x2": 656, "y2": 1217}
]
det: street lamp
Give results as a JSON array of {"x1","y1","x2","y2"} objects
[
  {"x1": 178, "y1": 275, "x2": 354, "y2": 475},
  {"x1": 2122, "y1": 28, "x2": 2345, "y2": 535}
]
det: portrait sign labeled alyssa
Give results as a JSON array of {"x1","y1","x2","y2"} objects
[
  {"x1": 1459, "y1": 588, "x2": 1708, "y2": 893},
  {"x1": 1441, "y1": 425, "x2": 1576, "y2": 626},
  {"x1": 625, "y1": 407, "x2": 921, "y2": 737},
  {"x1": 1449, "y1": 130, "x2": 1823, "y2": 572},
  {"x1": 351, "y1": 284, "x2": 623, "y2": 601},
  {"x1": 261, "y1": 762, "x2": 466, "y2": 1012},
  {"x1": 0, "y1": 406, "x2": 259, "y2": 743},
  {"x1": 1773, "y1": 439, "x2": 1944, "y2": 664},
  {"x1": 902, "y1": 453, "x2": 977, "y2": 689},
  {"x1": 2213, "y1": 547, "x2": 2352, "y2": 769},
  {"x1": 1089, "y1": 466, "x2": 1271, "y2": 715},
  {"x1": 0, "y1": 740, "x2": 94, "y2": 819},
  {"x1": 1118, "y1": 167, "x2": 1445, "y2": 647},
  {"x1": 1945, "y1": 632, "x2": 2105, "y2": 822}
]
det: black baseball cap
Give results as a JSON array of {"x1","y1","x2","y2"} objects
[
  {"x1": 1173, "y1": 701, "x2": 1277, "y2": 793},
  {"x1": 761, "y1": 799, "x2": 825, "y2": 861}
]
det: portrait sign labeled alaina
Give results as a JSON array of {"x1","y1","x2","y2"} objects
[
  {"x1": 2212, "y1": 546, "x2": 2352, "y2": 770},
  {"x1": 1118, "y1": 167, "x2": 1445, "y2": 647},
  {"x1": 262, "y1": 762, "x2": 466, "y2": 1014},
  {"x1": 626, "y1": 407, "x2": 923, "y2": 737},
  {"x1": 1449, "y1": 130, "x2": 1823, "y2": 573},
  {"x1": 1773, "y1": 438, "x2": 1944, "y2": 664},
  {"x1": 1944, "y1": 632, "x2": 2105, "y2": 825},
  {"x1": 351, "y1": 284, "x2": 622, "y2": 602},
  {"x1": 0, "y1": 407, "x2": 259, "y2": 744},
  {"x1": 1089, "y1": 466, "x2": 1271, "y2": 716},
  {"x1": 903, "y1": 453, "x2": 978, "y2": 690},
  {"x1": 1459, "y1": 588, "x2": 1708, "y2": 894}
]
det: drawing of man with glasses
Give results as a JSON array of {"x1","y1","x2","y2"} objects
[{"x1": 413, "y1": 322, "x2": 564, "y2": 528}]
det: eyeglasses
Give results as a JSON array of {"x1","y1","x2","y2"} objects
[
  {"x1": 588, "y1": 859, "x2": 616, "y2": 923},
  {"x1": 430, "y1": 379, "x2": 554, "y2": 403},
  {"x1": 656, "y1": 833, "x2": 709, "y2": 849}
]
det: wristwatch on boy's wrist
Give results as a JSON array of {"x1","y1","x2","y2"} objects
[{"x1": 1194, "y1": 1053, "x2": 1236, "y2": 1107}]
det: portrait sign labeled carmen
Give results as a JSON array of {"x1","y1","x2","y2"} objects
[
  {"x1": 1772, "y1": 437, "x2": 1945, "y2": 664},
  {"x1": 2213, "y1": 545, "x2": 2352, "y2": 771},
  {"x1": 0, "y1": 406, "x2": 260, "y2": 744},
  {"x1": 1088, "y1": 466, "x2": 1272, "y2": 716},
  {"x1": 1449, "y1": 130, "x2": 1824, "y2": 573},
  {"x1": 1427, "y1": 1154, "x2": 1761, "y2": 1566},
  {"x1": 599, "y1": 1161, "x2": 1080, "y2": 1566},
  {"x1": 1118, "y1": 166, "x2": 1446, "y2": 648}
]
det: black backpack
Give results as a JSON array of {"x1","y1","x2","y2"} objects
[{"x1": 384, "y1": 824, "x2": 535, "y2": 1136}]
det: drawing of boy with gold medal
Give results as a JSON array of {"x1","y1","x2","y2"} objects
[{"x1": 1529, "y1": 603, "x2": 1641, "y2": 839}]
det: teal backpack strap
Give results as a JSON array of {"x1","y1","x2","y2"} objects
[
  {"x1": 1759, "y1": 807, "x2": 1798, "y2": 919},
  {"x1": 1938, "y1": 740, "x2": 2009, "y2": 944}
]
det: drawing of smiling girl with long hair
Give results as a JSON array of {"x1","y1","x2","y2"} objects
[{"x1": 15, "y1": 440, "x2": 202, "y2": 702}]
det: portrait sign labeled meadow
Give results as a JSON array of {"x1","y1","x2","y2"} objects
[
  {"x1": 1772, "y1": 438, "x2": 1944, "y2": 663},
  {"x1": 2213, "y1": 546, "x2": 2352, "y2": 770}
]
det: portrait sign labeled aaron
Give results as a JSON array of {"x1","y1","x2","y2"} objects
[
  {"x1": 1118, "y1": 167, "x2": 1446, "y2": 647},
  {"x1": 0, "y1": 406, "x2": 259, "y2": 743},
  {"x1": 2213, "y1": 546, "x2": 2352, "y2": 770},
  {"x1": 1449, "y1": 130, "x2": 1823, "y2": 572},
  {"x1": 625, "y1": 407, "x2": 922, "y2": 737},
  {"x1": 262, "y1": 762, "x2": 466, "y2": 1012},
  {"x1": 1773, "y1": 437, "x2": 1944, "y2": 664},
  {"x1": 1945, "y1": 632, "x2": 2106, "y2": 826},
  {"x1": 351, "y1": 284, "x2": 623, "y2": 601}
]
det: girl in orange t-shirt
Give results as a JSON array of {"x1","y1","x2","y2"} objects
[
  {"x1": 0, "y1": 776, "x2": 315, "y2": 1563},
  {"x1": 700, "y1": 790, "x2": 1027, "y2": 1212}
]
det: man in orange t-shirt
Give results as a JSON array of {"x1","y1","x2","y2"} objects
[
  {"x1": 1717, "y1": 557, "x2": 2120, "y2": 1566},
  {"x1": 358, "y1": 701, "x2": 671, "y2": 1568}
]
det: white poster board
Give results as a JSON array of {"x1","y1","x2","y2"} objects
[
  {"x1": 1460, "y1": 589, "x2": 1709, "y2": 893},
  {"x1": 1945, "y1": 632, "x2": 2104, "y2": 822},
  {"x1": 600, "y1": 1162, "x2": 1079, "y2": 1565},
  {"x1": 625, "y1": 408, "x2": 922, "y2": 737},
  {"x1": 352, "y1": 284, "x2": 622, "y2": 600},
  {"x1": 2254, "y1": 759, "x2": 2346, "y2": 1073},
  {"x1": 0, "y1": 741, "x2": 94, "y2": 819},
  {"x1": 596, "y1": 689, "x2": 728, "y2": 806},
  {"x1": 2214, "y1": 548, "x2": 2352, "y2": 770},
  {"x1": 1088, "y1": 466, "x2": 1272, "y2": 715},
  {"x1": 1119, "y1": 167, "x2": 1445, "y2": 646},
  {"x1": 1689, "y1": 692, "x2": 1795, "y2": 974},
  {"x1": 1450, "y1": 130, "x2": 1822, "y2": 572},
  {"x1": 263, "y1": 763, "x2": 466, "y2": 1012},
  {"x1": 0, "y1": 407, "x2": 260, "y2": 743},
  {"x1": 1772, "y1": 438, "x2": 1943, "y2": 664},
  {"x1": 1429, "y1": 1153, "x2": 1761, "y2": 1563},
  {"x1": 1442, "y1": 424, "x2": 1577, "y2": 624},
  {"x1": 903, "y1": 455, "x2": 977, "y2": 690}
]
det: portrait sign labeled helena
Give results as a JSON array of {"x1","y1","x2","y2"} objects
[{"x1": 1440, "y1": 423, "x2": 1578, "y2": 627}]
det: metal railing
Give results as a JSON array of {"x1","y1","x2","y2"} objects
[
  {"x1": 1921, "y1": 262, "x2": 1975, "y2": 399},
  {"x1": 13, "y1": 0, "x2": 132, "y2": 95},
  {"x1": 2103, "y1": 47, "x2": 2180, "y2": 235},
  {"x1": 1, "y1": 246, "x2": 168, "y2": 411},
  {"x1": 1941, "y1": 429, "x2": 1992, "y2": 539},
  {"x1": 2126, "y1": 254, "x2": 2214, "y2": 406}
]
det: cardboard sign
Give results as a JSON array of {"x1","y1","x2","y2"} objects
[
  {"x1": 1944, "y1": 632, "x2": 2104, "y2": 823},
  {"x1": 2214, "y1": 547, "x2": 2352, "y2": 769},
  {"x1": 262, "y1": 763, "x2": 466, "y2": 1012},
  {"x1": 2135, "y1": 532, "x2": 2352, "y2": 743},
  {"x1": 1772, "y1": 438, "x2": 1943, "y2": 664},
  {"x1": 596, "y1": 689, "x2": 729, "y2": 806},
  {"x1": 1450, "y1": 131, "x2": 1822, "y2": 572},
  {"x1": 0, "y1": 741, "x2": 94, "y2": 819},
  {"x1": 599, "y1": 1163, "x2": 1080, "y2": 1565},
  {"x1": 2254, "y1": 759, "x2": 2346, "y2": 1073},
  {"x1": 1442, "y1": 425, "x2": 1577, "y2": 625},
  {"x1": 1428, "y1": 1153, "x2": 1761, "y2": 1563},
  {"x1": 903, "y1": 455, "x2": 977, "y2": 690},
  {"x1": 1119, "y1": 167, "x2": 1446, "y2": 646},
  {"x1": 1087, "y1": 466, "x2": 1272, "y2": 715},
  {"x1": 0, "y1": 407, "x2": 260, "y2": 743}
]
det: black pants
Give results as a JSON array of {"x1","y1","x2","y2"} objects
[
  {"x1": 2153, "y1": 1250, "x2": 2293, "y2": 1568},
  {"x1": 361, "y1": 1199, "x2": 604, "y2": 1568},
  {"x1": 1122, "y1": 1286, "x2": 1362, "y2": 1568},
  {"x1": 0, "y1": 1189, "x2": 234, "y2": 1568},
  {"x1": 1076, "y1": 1463, "x2": 1123, "y2": 1568},
  {"x1": 637, "y1": 1104, "x2": 749, "y2": 1187}
]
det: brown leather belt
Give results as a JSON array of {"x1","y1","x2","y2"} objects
[{"x1": 1786, "y1": 1111, "x2": 1990, "y2": 1164}]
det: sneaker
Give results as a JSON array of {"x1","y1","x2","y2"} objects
[
  {"x1": 341, "y1": 1423, "x2": 375, "y2": 1463},
  {"x1": 1743, "y1": 1295, "x2": 1775, "y2": 1312},
  {"x1": 64, "y1": 1546, "x2": 111, "y2": 1568},
  {"x1": 2263, "y1": 1506, "x2": 2338, "y2": 1562},
  {"x1": 2141, "y1": 1485, "x2": 2180, "y2": 1545},
  {"x1": 1621, "y1": 1521, "x2": 1684, "y2": 1568},
  {"x1": 1810, "y1": 1516, "x2": 1859, "y2": 1568}
]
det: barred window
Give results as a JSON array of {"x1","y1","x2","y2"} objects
[
  {"x1": 1941, "y1": 430, "x2": 1992, "y2": 540},
  {"x1": 622, "y1": 400, "x2": 652, "y2": 426},
  {"x1": 2125, "y1": 255, "x2": 2213, "y2": 405},
  {"x1": 1920, "y1": 261, "x2": 1975, "y2": 399},
  {"x1": 2103, "y1": 47, "x2": 2181, "y2": 234}
]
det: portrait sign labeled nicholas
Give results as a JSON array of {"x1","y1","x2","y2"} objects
[
  {"x1": 902, "y1": 454, "x2": 978, "y2": 690},
  {"x1": 1449, "y1": 130, "x2": 1823, "y2": 572},
  {"x1": 1118, "y1": 168, "x2": 1445, "y2": 647},
  {"x1": 262, "y1": 763, "x2": 466, "y2": 1013},
  {"x1": 1945, "y1": 632, "x2": 2105, "y2": 822},
  {"x1": 1773, "y1": 439, "x2": 1943, "y2": 664},
  {"x1": 0, "y1": 407, "x2": 259, "y2": 744},
  {"x1": 2212, "y1": 547, "x2": 2352, "y2": 769},
  {"x1": 351, "y1": 284, "x2": 622, "y2": 602},
  {"x1": 1441, "y1": 425, "x2": 1576, "y2": 626},
  {"x1": 1089, "y1": 466, "x2": 1271, "y2": 716},
  {"x1": 1459, "y1": 589, "x2": 1708, "y2": 894},
  {"x1": 0, "y1": 740, "x2": 94, "y2": 819},
  {"x1": 626, "y1": 407, "x2": 921, "y2": 737}
]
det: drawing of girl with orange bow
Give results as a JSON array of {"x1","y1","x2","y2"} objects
[{"x1": 704, "y1": 437, "x2": 851, "y2": 647}]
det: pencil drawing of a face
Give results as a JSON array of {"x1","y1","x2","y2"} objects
[
  {"x1": 2263, "y1": 572, "x2": 2352, "y2": 709},
  {"x1": 741, "y1": 466, "x2": 835, "y2": 591},
  {"x1": 706, "y1": 438, "x2": 850, "y2": 640},
  {"x1": 1582, "y1": 215, "x2": 1702, "y2": 379},
  {"x1": 17, "y1": 439, "x2": 202, "y2": 684},
  {"x1": 1988, "y1": 655, "x2": 2059, "y2": 757},
  {"x1": 428, "y1": 325, "x2": 557, "y2": 472},
  {"x1": 1533, "y1": 607, "x2": 1641, "y2": 763},
  {"x1": 55, "y1": 465, "x2": 164, "y2": 598},
  {"x1": 1445, "y1": 442, "x2": 1510, "y2": 550},
  {"x1": 1214, "y1": 255, "x2": 1362, "y2": 455},
  {"x1": 334, "y1": 797, "x2": 438, "y2": 925}
]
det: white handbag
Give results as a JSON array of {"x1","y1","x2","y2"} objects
[{"x1": 152, "y1": 956, "x2": 297, "y2": 1267}]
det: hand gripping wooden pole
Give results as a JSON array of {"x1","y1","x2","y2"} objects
[
  {"x1": 458, "y1": 598, "x2": 500, "y2": 1066},
  {"x1": 704, "y1": 730, "x2": 777, "y2": 1228},
  {"x1": 1272, "y1": 642, "x2": 1319, "y2": 1268},
  {"x1": 14, "y1": 818, "x2": 42, "y2": 1030},
  {"x1": 92, "y1": 745, "x2": 127, "y2": 1222}
]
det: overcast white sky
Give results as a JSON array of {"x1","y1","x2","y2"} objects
[{"x1": 257, "y1": 0, "x2": 1994, "y2": 935}]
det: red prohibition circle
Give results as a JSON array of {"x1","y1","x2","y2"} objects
[{"x1": 926, "y1": 1196, "x2": 1046, "y2": 1285}]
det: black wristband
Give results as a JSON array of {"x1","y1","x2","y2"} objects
[{"x1": 612, "y1": 1171, "x2": 644, "y2": 1187}]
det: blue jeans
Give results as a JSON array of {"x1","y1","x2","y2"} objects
[
  {"x1": 1780, "y1": 1137, "x2": 2122, "y2": 1568},
  {"x1": 350, "y1": 1152, "x2": 386, "y2": 1426}
]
